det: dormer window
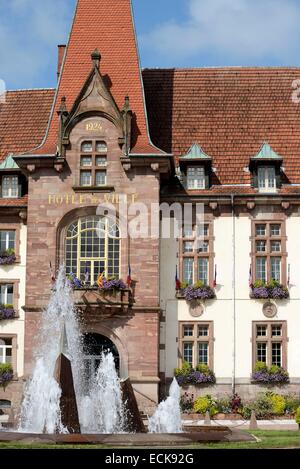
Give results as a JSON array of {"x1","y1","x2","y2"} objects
[
  {"x1": 1, "y1": 175, "x2": 19, "y2": 198},
  {"x1": 187, "y1": 167, "x2": 205, "y2": 190},
  {"x1": 179, "y1": 144, "x2": 212, "y2": 191},
  {"x1": 258, "y1": 166, "x2": 276, "y2": 193},
  {"x1": 250, "y1": 143, "x2": 283, "y2": 193}
]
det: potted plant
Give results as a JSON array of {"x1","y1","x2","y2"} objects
[
  {"x1": 0, "y1": 249, "x2": 16, "y2": 266},
  {"x1": 251, "y1": 361, "x2": 289, "y2": 384},
  {"x1": 250, "y1": 280, "x2": 289, "y2": 300},
  {"x1": 98, "y1": 278, "x2": 126, "y2": 296},
  {"x1": 175, "y1": 362, "x2": 216, "y2": 386},
  {"x1": 0, "y1": 304, "x2": 16, "y2": 320},
  {"x1": 181, "y1": 281, "x2": 216, "y2": 301},
  {"x1": 0, "y1": 364, "x2": 14, "y2": 390}
]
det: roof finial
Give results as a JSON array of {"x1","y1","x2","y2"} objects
[{"x1": 91, "y1": 49, "x2": 101, "y2": 69}]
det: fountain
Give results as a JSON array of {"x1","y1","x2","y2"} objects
[
  {"x1": 148, "y1": 378, "x2": 182, "y2": 434},
  {"x1": 0, "y1": 266, "x2": 245, "y2": 445},
  {"x1": 18, "y1": 266, "x2": 127, "y2": 435}
]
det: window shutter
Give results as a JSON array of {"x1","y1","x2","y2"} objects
[
  {"x1": 205, "y1": 166, "x2": 211, "y2": 189},
  {"x1": 252, "y1": 170, "x2": 258, "y2": 188},
  {"x1": 275, "y1": 168, "x2": 282, "y2": 189}
]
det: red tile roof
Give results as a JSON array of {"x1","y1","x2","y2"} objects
[
  {"x1": 0, "y1": 89, "x2": 55, "y2": 162},
  {"x1": 143, "y1": 67, "x2": 300, "y2": 185},
  {"x1": 31, "y1": 0, "x2": 162, "y2": 156}
]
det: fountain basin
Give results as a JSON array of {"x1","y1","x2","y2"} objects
[{"x1": 0, "y1": 429, "x2": 255, "y2": 446}]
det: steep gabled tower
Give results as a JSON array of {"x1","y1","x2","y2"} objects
[{"x1": 14, "y1": 0, "x2": 170, "y2": 414}]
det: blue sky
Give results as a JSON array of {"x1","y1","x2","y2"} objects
[{"x1": 1, "y1": 0, "x2": 300, "y2": 90}]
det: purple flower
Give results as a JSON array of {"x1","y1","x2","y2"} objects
[
  {"x1": 183, "y1": 286, "x2": 215, "y2": 301},
  {"x1": 0, "y1": 252, "x2": 16, "y2": 265},
  {"x1": 99, "y1": 278, "x2": 126, "y2": 291},
  {"x1": 67, "y1": 273, "x2": 83, "y2": 289},
  {"x1": 175, "y1": 368, "x2": 216, "y2": 386},
  {"x1": 0, "y1": 306, "x2": 15, "y2": 320},
  {"x1": 250, "y1": 287, "x2": 269, "y2": 299},
  {"x1": 251, "y1": 368, "x2": 289, "y2": 384}
]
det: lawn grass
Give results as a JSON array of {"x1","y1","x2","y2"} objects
[{"x1": 0, "y1": 431, "x2": 299, "y2": 449}]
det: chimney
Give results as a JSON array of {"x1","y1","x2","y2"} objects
[{"x1": 57, "y1": 45, "x2": 66, "y2": 81}]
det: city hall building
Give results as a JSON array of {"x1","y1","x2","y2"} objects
[{"x1": 1, "y1": 0, "x2": 300, "y2": 416}]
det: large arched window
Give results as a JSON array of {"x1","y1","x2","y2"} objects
[{"x1": 65, "y1": 216, "x2": 120, "y2": 285}]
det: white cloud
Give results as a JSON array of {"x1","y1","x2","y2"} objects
[
  {"x1": 140, "y1": 0, "x2": 300, "y2": 65},
  {"x1": 0, "y1": 0, "x2": 74, "y2": 88}
]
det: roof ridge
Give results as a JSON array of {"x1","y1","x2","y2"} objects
[
  {"x1": 143, "y1": 66, "x2": 300, "y2": 71},
  {"x1": 6, "y1": 88, "x2": 56, "y2": 93}
]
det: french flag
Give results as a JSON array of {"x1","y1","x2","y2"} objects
[
  {"x1": 175, "y1": 265, "x2": 181, "y2": 291},
  {"x1": 213, "y1": 265, "x2": 217, "y2": 288},
  {"x1": 127, "y1": 265, "x2": 132, "y2": 287},
  {"x1": 249, "y1": 264, "x2": 253, "y2": 288}
]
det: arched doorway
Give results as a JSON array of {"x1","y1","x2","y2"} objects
[{"x1": 82, "y1": 333, "x2": 120, "y2": 392}]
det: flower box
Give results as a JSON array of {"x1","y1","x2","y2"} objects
[
  {"x1": 0, "y1": 305, "x2": 16, "y2": 321},
  {"x1": 251, "y1": 362, "x2": 289, "y2": 385},
  {"x1": 175, "y1": 364, "x2": 216, "y2": 386},
  {"x1": 250, "y1": 281, "x2": 289, "y2": 300},
  {"x1": 0, "y1": 250, "x2": 16, "y2": 266},
  {"x1": 179, "y1": 281, "x2": 216, "y2": 301},
  {"x1": 0, "y1": 364, "x2": 13, "y2": 390}
]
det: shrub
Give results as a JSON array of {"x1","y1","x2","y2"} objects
[
  {"x1": 0, "y1": 363, "x2": 13, "y2": 390},
  {"x1": 295, "y1": 407, "x2": 300, "y2": 425},
  {"x1": 231, "y1": 393, "x2": 242, "y2": 413},
  {"x1": 194, "y1": 395, "x2": 217, "y2": 416},
  {"x1": 268, "y1": 393, "x2": 286, "y2": 416},
  {"x1": 285, "y1": 395, "x2": 300, "y2": 415},
  {"x1": 215, "y1": 398, "x2": 231, "y2": 414},
  {"x1": 180, "y1": 392, "x2": 194, "y2": 413}
]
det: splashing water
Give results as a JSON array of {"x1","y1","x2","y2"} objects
[
  {"x1": 18, "y1": 266, "x2": 126, "y2": 434},
  {"x1": 80, "y1": 352, "x2": 125, "y2": 434},
  {"x1": 19, "y1": 267, "x2": 84, "y2": 434},
  {"x1": 148, "y1": 378, "x2": 182, "y2": 433}
]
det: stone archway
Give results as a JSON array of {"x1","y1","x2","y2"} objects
[{"x1": 81, "y1": 324, "x2": 129, "y2": 380}]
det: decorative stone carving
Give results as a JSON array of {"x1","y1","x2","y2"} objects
[
  {"x1": 26, "y1": 164, "x2": 36, "y2": 174},
  {"x1": 263, "y1": 301, "x2": 277, "y2": 318},
  {"x1": 282, "y1": 202, "x2": 290, "y2": 210},
  {"x1": 19, "y1": 211, "x2": 27, "y2": 221},
  {"x1": 151, "y1": 163, "x2": 160, "y2": 172},
  {"x1": 189, "y1": 300, "x2": 204, "y2": 318},
  {"x1": 209, "y1": 202, "x2": 218, "y2": 211},
  {"x1": 247, "y1": 202, "x2": 256, "y2": 210},
  {"x1": 123, "y1": 163, "x2": 131, "y2": 172}
]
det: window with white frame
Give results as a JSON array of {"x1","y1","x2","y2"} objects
[
  {"x1": 0, "y1": 231, "x2": 15, "y2": 253},
  {"x1": 0, "y1": 284, "x2": 13, "y2": 306},
  {"x1": 179, "y1": 322, "x2": 213, "y2": 368},
  {"x1": 253, "y1": 221, "x2": 286, "y2": 284},
  {"x1": 181, "y1": 223, "x2": 213, "y2": 286},
  {"x1": 0, "y1": 338, "x2": 12, "y2": 364},
  {"x1": 253, "y1": 322, "x2": 287, "y2": 369},
  {"x1": 258, "y1": 166, "x2": 276, "y2": 193},
  {"x1": 1, "y1": 176, "x2": 19, "y2": 198},
  {"x1": 187, "y1": 166, "x2": 205, "y2": 190}
]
